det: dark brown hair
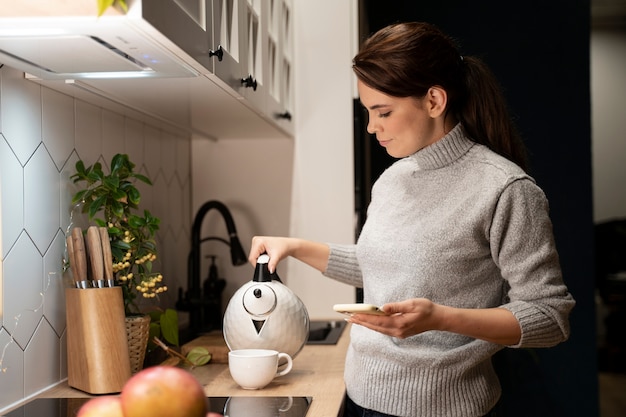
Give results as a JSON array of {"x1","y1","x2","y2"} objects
[{"x1": 353, "y1": 22, "x2": 528, "y2": 171}]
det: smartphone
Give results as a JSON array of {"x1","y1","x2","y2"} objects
[{"x1": 333, "y1": 303, "x2": 388, "y2": 316}]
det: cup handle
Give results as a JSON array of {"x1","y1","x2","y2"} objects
[
  {"x1": 279, "y1": 396, "x2": 294, "y2": 412},
  {"x1": 275, "y1": 353, "x2": 293, "y2": 377}
]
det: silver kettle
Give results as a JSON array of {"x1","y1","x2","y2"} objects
[{"x1": 223, "y1": 254, "x2": 310, "y2": 358}]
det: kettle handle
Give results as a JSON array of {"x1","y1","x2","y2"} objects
[
  {"x1": 254, "y1": 253, "x2": 283, "y2": 283},
  {"x1": 270, "y1": 270, "x2": 283, "y2": 283}
]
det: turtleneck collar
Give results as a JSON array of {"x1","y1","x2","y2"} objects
[{"x1": 409, "y1": 123, "x2": 475, "y2": 170}]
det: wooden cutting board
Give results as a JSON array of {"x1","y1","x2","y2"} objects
[{"x1": 181, "y1": 331, "x2": 230, "y2": 364}]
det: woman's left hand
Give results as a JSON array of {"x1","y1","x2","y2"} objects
[
  {"x1": 347, "y1": 298, "x2": 522, "y2": 345},
  {"x1": 346, "y1": 298, "x2": 440, "y2": 339}
]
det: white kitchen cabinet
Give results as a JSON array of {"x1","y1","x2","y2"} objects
[
  {"x1": 211, "y1": 0, "x2": 267, "y2": 111},
  {"x1": 240, "y1": 0, "x2": 265, "y2": 110},
  {"x1": 265, "y1": 0, "x2": 294, "y2": 133},
  {"x1": 210, "y1": 0, "x2": 294, "y2": 134},
  {"x1": 211, "y1": 0, "x2": 246, "y2": 93}
]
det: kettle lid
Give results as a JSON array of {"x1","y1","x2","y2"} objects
[{"x1": 242, "y1": 284, "x2": 277, "y2": 317}]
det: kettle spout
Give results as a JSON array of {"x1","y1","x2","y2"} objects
[{"x1": 252, "y1": 319, "x2": 265, "y2": 334}]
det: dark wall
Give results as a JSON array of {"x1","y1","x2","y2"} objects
[{"x1": 358, "y1": 1, "x2": 597, "y2": 416}]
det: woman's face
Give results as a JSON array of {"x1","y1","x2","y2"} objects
[{"x1": 358, "y1": 80, "x2": 441, "y2": 158}]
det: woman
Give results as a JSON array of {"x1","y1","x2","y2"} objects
[{"x1": 248, "y1": 22, "x2": 575, "y2": 417}]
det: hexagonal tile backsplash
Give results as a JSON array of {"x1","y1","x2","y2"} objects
[{"x1": 0, "y1": 65, "x2": 191, "y2": 411}]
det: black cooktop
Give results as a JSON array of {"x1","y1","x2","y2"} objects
[{"x1": 2, "y1": 396, "x2": 312, "y2": 417}]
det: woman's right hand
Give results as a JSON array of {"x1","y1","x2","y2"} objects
[
  {"x1": 248, "y1": 236, "x2": 330, "y2": 274},
  {"x1": 248, "y1": 236, "x2": 296, "y2": 273}
]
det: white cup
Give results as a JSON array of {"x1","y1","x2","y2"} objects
[{"x1": 228, "y1": 349, "x2": 293, "y2": 390}]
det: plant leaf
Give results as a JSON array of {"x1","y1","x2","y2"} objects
[
  {"x1": 103, "y1": 175, "x2": 120, "y2": 191},
  {"x1": 110, "y1": 153, "x2": 126, "y2": 172},
  {"x1": 160, "y1": 309, "x2": 179, "y2": 346},
  {"x1": 97, "y1": 0, "x2": 115, "y2": 17},
  {"x1": 128, "y1": 215, "x2": 144, "y2": 228},
  {"x1": 75, "y1": 159, "x2": 86, "y2": 173},
  {"x1": 111, "y1": 239, "x2": 131, "y2": 250},
  {"x1": 187, "y1": 347, "x2": 212, "y2": 366},
  {"x1": 111, "y1": 188, "x2": 127, "y2": 202},
  {"x1": 147, "y1": 310, "x2": 161, "y2": 322},
  {"x1": 148, "y1": 321, "x2": 161, "y2": 343},
  {"x1": 127, "y1": 187, "x2": 141, "y2": 205},
  {"x1": 133, "y1": 173, "x2": 152, "y2": 185},
  {"x1": 89, "y1": 195, "x2": 107, "y2": 218},
  {"x1": 117, "y1": 0, "x2": 129, "y2": 13},
  {"x1": 142, "y1": 241, "x2": 157, "y2": 252},
  {"x1": 72, "y1": 189, "x2": 87, "y2": 204},
  {"x1": 108, "y1": 226, "x2": 123, "y2": 236},
  {"x1": 111, "y1": 200, "x2": 124, "y2": 218}
]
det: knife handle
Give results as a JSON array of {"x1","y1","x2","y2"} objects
[
  {"x1": 86, "y1": 226, "x2": 105, "y2": 283},
  {"x1": 66, "y1": 234, "x2": 79, "y2": 288},
  {"x1": 99, "y1": 227, "x2": 115, "y2": 286},
  {"x1": 71, "y1": 227, "x2": 88, "y2": 286}
]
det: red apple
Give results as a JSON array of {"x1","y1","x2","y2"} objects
[
  {"x1": 77, "y1": 396, "x2": 124, "y2": 417},
  {"x1": 121, "y1": 366, "x2": 208, "y2": 417}
]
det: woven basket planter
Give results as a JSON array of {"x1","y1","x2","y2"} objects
[{"x1": 125, "y1": 315, "x2": 151, "y2": 374}]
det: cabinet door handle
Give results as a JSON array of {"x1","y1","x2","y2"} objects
[
  {"x1": 241, "y1": 75, "x2": 258, "y2": 91},
  {"x1": 275, "y1": 111, "x2": 292, "y2": 121},
  {"x1": 209, "y1": 45, "x2": 224, "y2": 61}
]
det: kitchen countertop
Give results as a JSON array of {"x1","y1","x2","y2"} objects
[{"x1": 24, "y1": 323, "x2": 351, "y2": 417}]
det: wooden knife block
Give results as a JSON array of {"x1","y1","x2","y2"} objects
[{"x1": 66, "y1": 287, "x2": 132, "y2": 394}]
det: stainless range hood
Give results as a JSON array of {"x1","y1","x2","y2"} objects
[
  {"x1": 0, "y1": 15, "x2": 204, "y2": 79},
  {"x1": 0, "y1": 34, "x2": 151, "y2": 75}
]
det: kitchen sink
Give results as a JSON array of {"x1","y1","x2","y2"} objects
[{"x1": 306, "y1": 320, "x2": 347, "y2": 345}]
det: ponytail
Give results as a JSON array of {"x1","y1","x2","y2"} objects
[{"x1": 459, "y1": 56, "x2": 528, "y2": 171}]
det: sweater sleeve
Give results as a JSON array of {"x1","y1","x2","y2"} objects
[
  {"x1": 322, "y1": 243, "x2": 363, "y2": 287},
  {"x1": 490, "y1": 178, "x2": 575, "y2": 348}
]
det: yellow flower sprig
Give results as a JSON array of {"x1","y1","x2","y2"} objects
[{"x1": 110, "y1": 231, "x2": 167, "y2": 303}]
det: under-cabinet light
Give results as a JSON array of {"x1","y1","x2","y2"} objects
[{"x1": 72, "y1": 71, "x2": 156, "y2": 79}]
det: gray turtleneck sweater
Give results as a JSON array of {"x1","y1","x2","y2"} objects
[{"x1": 324, "y1": 124, "x2": 575, "y2": 417}]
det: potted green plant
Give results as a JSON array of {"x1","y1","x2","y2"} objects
[{"x1": 70, "y1": 153, "x2": 178, "y2": 370}]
